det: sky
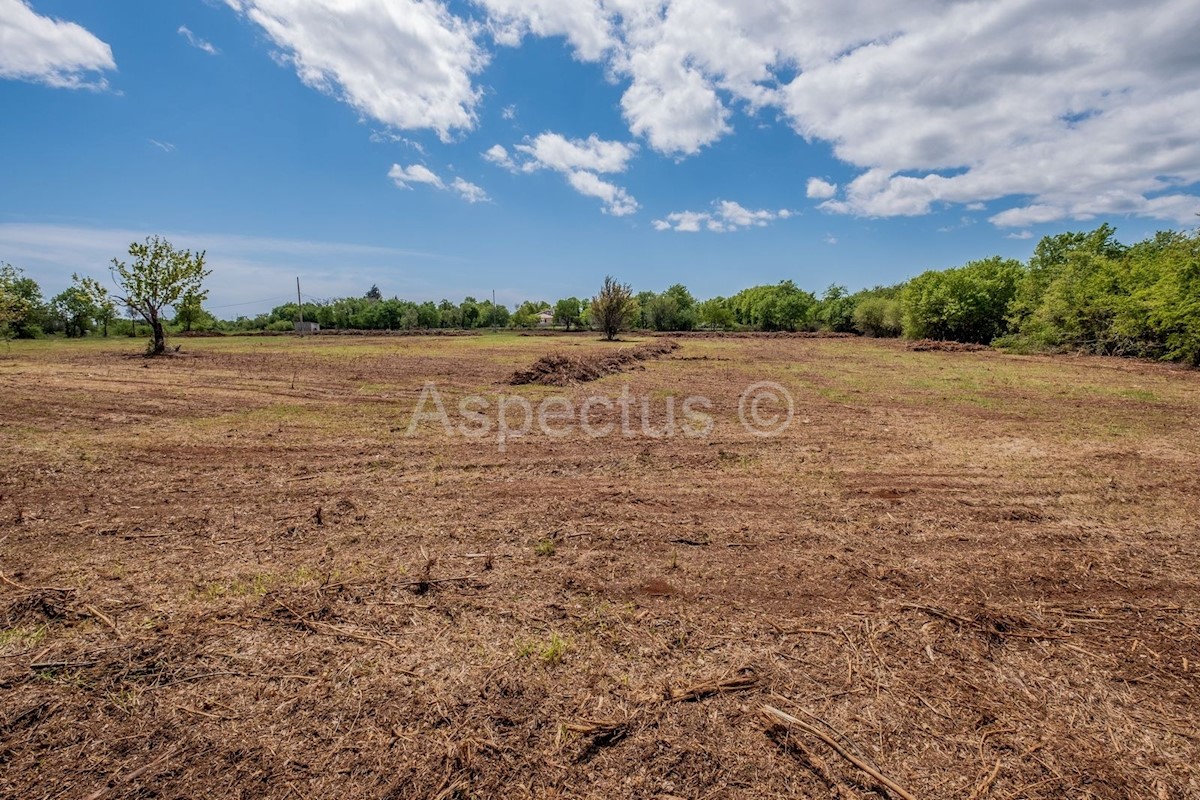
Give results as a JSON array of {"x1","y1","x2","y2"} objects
[{"x1": 2, "y1": 0, "x2": 1198, "y2": 315}]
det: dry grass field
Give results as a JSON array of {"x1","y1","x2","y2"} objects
[{"x1": 1, "y1": 333, "x2": 1198, "y2": 799}]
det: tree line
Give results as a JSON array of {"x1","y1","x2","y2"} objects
[{"x1": 2, "y1": 225, "x2": 1197, "y2": 364}]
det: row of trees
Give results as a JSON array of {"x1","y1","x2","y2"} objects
[
  {"x1": 2, "y1": 236, "x2": 209, "y2": 354},
  {"x1": 897, "y1": 225, "x2": 1200, "y2": 364},
  {"x1": 3, "y1": 225, "x2": 1196, "y2": 364}
]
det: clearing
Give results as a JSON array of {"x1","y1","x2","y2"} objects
[{"x1": 1, "y1": 333, "x2": 1198, "y2": 799}]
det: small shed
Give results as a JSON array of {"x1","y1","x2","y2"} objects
[{"x1": 294, "y1": 321, "x2": 320, "y2": 334}]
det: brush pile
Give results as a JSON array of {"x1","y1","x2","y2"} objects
[{"x1": 510, "y1": 340, "x2": 679, "y2": 386}]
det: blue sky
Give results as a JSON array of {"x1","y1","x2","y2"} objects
[{"x1": 2, "y1": 0, "x2": 1198, "y2": 314}]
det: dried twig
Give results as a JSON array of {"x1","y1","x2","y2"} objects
[{"x1": 761, "y1": 704, "x2": 919, "y2": 800}]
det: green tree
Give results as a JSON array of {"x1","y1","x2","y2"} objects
[
  {"x1": 901, "y1": 257, "x2": 1024, "y2": 343},
  {"x1": 815, "y1": 284, "x2": 856, "y2": 332},
  {"x1": 112, "y1": 236, "x2": 211, "y2": 355},
  {"x1": 590, "y1": 276, "x2": 638, "y2": 341},
  {"x1": 53, "y1": 277, "x2": 98, "y2": 337},
  {"x1": 852, "y1": 297, "x2": 902, "y2": 337},
  {"x1": 174, "y1": 290, "x2": 206, "y2": 332},
  {"x1": 697, "y1": 297, "x2": 735, "y2": 330},
  {"x1": 77, "y1": 274, "x2": 116, "y2": 336},
  {"x1": 553, "y1": 297, "x2": 583, "y2": 330},
  {"x1": 0, "y1": 264, "x2": 47, "y2": 339}
]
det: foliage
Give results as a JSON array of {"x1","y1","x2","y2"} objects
[
  {"x1": 728, "y1": 280, "x2": 817, "y2": 331},
  {"x1": 853, "y1": 297, "x2": 903, "y2": 337},
  {"x1": 697, "y1": 296, "x2": 735, "y2": 330},
  {"x1": 901, "y1": 256, "x2": 1024, "y2": 343},
  {"x1": 553, "y1": 297, "x2": 583, "y2": 330},
  {"x1": 1000, "y1": 226, "x2": 1200, "y2": 363},
  {"x1": 590, "y1": 276, "x2": 638, "y2": 341},
  {"x1": 112, "y1": 236, "x2": 210, "y2": 354},
  {"x1": 814, "y1": 284, "x2": 857, "y2": 332},
  {"x1": 0, "y1": 264, "x2": 47, "y2": 339}
]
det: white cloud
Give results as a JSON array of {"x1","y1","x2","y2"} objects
[
  {"x1": 823, "y1": 233, "x2": 838, "y2": 245},
  {"x1": 487, "y1": 132, "x2": 640, "y2": 215},
  {"x1": 806, "y1": 178, "x2": 837, "y2": 199},
  {"x1": 178, "y1": 25, "x2": 219, "y2": 55},
  {"x1": 483, "y1": 144, "x2": 515, "y2": 170},
  {"x1": 227, "y1": 0, "x2": 487, "y2": 140},
  {"x1": 566, "y1": 170, "x2": 638, "y2": 216},
  {"x1": 1006, "y1": 230, "x2": 1034, "y2": 240},
  {"x1": 471, "y1": 0, "x2": 1200, "y2": 225},
  {"x1": 653, "y1": 199, "x2": 793, "y2": 232},
  {"x1": 451, "y1": 177, "x2": 490, "y2": 203},
  {"x1": 388, "y1": 163, "x2": 444, "y2": 190},
  {"x1": 501, "y1": 103, "x2": 517, "y2": 120},
  {"x1": 476, "y1": 0, "x2": 614, "y2": 61},
  {"x1": 369, "y1": 130, "x2": 426, "y2": 153},
  {"x1": 513, "y1": 132, "x2": 638, "y2": 174},
  {"x1": 389, "y1": 163, "x2": 490, "y2": 204},
  {"x1": 149, "y1": 139, "x2": 176, "y2": 153},
  {"x1": 0, "y1": 0, "x2": 115, "y2": 89}
]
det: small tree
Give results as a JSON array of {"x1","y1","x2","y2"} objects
[
  {"x1": 53, "y1": 280, "x2": 97, "y2": 337},
  {"x1": 590, "y1": 276, "x2": 638, "y2": 341},
  {"x1": 553, "y1": 297, "x2": 582, "y2": 330},
  {"x1": 175, "y1": 290, "x2": 205, "y2": 332},
  {"x1": 76, "y1": 274, "x2": 116, "y2": 337},
  {"x1": 112, "y1": 236, "x2": 210, "y2": 355},
  {"x1": 0, "y1": 263, "x2": 31, "y2": 340}
]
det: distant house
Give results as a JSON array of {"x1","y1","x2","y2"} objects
[
  {"x1": 536, "y1": 309, "x2": 555, "y2": 327},
  {"x1": 294, "y1": 321, "x2": 320, "y2": 334}
]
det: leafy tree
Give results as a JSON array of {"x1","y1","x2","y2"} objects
[
  {"x1": 511, "y1": 300, "x2": 548, "y2": 329},
  {"x1": 53, "y1": 278, "x2": 98, "y2": 337},
  {"x1": 366, "y1": 284, "x2": 382, "y2": 301},
  {"x1": 553, "y1": 297, "x2": 583, "y2": 330},
  {"x1": 634, "y1": 290, "x2": 656, "y2": 329},
  {"x1": 591, "y1": 276, "x2": 638, "y2": 341},
  {"x1": 112, "y1": 236, "x2": 210, "y2": 355},
  {"x1": 0, "y1": 264, "x2": 47, "y2": 339},
  {"x1": 901, "y1": 257, "x2": 1024, "y2": 343},
  {"x1": 78, "y1": 274, "x2": 117, "y2": 336},
  {"x1": 174, "y1": 290, "x2": 207, "y2": 332},
  {"x1": 728, "y1": 281, "x2": 816, "y2": 331},
  {"x1": 852, "y1": 297, "x2": 902, "y2": 337},
  {"x1": 815, "y1": 284, "x2": 856, "y2": 332},
  {"x1": 697, "y1": 297, "x2": 735, "y2": 330}
]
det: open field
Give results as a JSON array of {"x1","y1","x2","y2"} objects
[{"x1": 2, "y1": 333, "x2": 1198, "y2": 799}]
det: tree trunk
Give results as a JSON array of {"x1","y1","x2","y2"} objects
[{"x1": 150, "y1": 315, "x2": 166, "y2": 355}]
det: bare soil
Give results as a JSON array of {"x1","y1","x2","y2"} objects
[{"x1": 1, "y1": 334, "x2": 1198, "y2": 799}]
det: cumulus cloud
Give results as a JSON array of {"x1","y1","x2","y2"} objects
[
  {"x1": 472, "y1": 0, "x2": 1200, "y2": 226},
  {"x1": 222, "y1": 0, "x2": 1200, "y2": 227},
  {"x1": 178, "y1": 25, "x2": 219, "y2": 55},
  {"x1": 653, "y1": 199, "x2": 793, "y2": 232},
  {"x1": 389, "y1": 163, "x2": 489, "y2": 203},
  {"x1": 486, "y1": 132, "x2": 640, "y2": 215},
  {"x1": 513, "y1": 132, "x2": 638, "y2": 174},
  {"x1": 451, "y1": 177, "x2": 490, "y2": 203},
  {"x1": 565, "y1": 170, "x2": 638, "y2": 216},
  {"x1": 388, "y1": 163, "x2": 444, "y2": 190},
  {"x1": 0, "y1": 0, "x2": 115, "y2": 89},
  {"x1": 806, "y1": 178, "x2": 837, "y2": 200},
  {"x1": 226, "y1": 0, "x2": 486, "y2": 140},
  {"x1": 482, "y1": 144, "x2": 515, "y2": 170}
]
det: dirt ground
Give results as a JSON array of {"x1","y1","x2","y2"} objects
[{"x1": 1, "y1": 333, "x2": 1198, "y2": 799}]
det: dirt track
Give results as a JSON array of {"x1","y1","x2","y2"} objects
[{"x1": 1, "y1": 334, "x2": 1198, "y2": 799}]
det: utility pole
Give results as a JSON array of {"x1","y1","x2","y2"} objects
[
  {"x1": 492, "y1": 289, "x2": 496, "y2": 331},
  {"x1": 296, "y1": 277, "x2": 304, "y2": 333}
]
